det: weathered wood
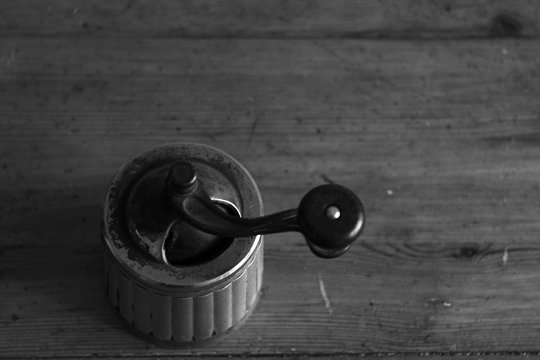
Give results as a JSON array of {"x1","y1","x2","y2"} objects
[
  {"x1": 2, "y1": 38, "x2": 540, "y2": 357},
  {"x1": 0, "y1": 0, "x2": 539, "y2": 39},
  {"x1": 4, "y1": 357, "x2": 534, "y2": 360}
]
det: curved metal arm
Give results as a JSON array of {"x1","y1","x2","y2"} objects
[{"x1": 168, "y1": 162, "x2": 365, "y2": 258}]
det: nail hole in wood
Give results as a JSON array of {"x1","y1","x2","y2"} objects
[{"x1": 454, "y1": 244, "x2": 480, "y2": 259}]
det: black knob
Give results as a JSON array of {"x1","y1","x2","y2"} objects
[
  {"x1": 168, "y1": 161, "x2": 198, "y2": 195},
  {"x1": 168, "y1": 162, "x2": 365, "y2": 258},
  {"x1": 298, "y1": 184, "x2": 364, "y2": 258}
]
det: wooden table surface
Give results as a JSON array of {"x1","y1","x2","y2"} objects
[{"x1": 2, "y1": 1, "x2": 540, "y2": 359}]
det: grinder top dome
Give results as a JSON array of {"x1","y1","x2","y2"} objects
[{"x1": 102, "y1": 143, "x2": 263, "y2": 291}]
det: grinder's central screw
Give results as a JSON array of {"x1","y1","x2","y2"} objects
[{"x1": 169, "y1": 162, "x2": 198, "y2": 195}]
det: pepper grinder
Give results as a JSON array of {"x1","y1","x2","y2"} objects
[{"x1": 102, "y1": 143, "x2": 365, "y2": 344}]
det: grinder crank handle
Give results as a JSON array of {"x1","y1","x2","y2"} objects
[{"x1": 168, "y1": 162, "x2": 365, "y2": 258}]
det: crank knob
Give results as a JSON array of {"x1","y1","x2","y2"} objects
[{"x1": 298, "y1": 184, "x2": 365, "y2": 258}]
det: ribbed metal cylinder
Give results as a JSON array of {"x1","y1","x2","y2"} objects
[
  {"x1": 102, "y1": 143, "x2": 264, "y2": 345},
  {"x1": 103, "y1": 241, "x2": 263, "y2": 342}
]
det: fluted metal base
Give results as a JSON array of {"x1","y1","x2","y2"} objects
[{"x1": 104, "y1": 240, "x2": 263, "y2": 343}]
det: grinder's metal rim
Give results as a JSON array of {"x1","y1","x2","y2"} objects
[{"x1": 102, "y1": 143, "x2": 263, "y2": 292}]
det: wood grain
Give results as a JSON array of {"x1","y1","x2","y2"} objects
[
  {"x1": 1, "y1": 37, "x2": 540, "y2": 358},
  {"x1": 0, "y1": 0, "x2": 539, "y2": 39}
]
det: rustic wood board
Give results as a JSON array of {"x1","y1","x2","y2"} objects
[
  {"x1": 1, "y1": 9, "x2": 540, "y2": 360},
  {"x1": 0, "y1": 0, "x2": 539, "y2": 39}
]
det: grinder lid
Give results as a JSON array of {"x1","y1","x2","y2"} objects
[{"x1": 102, "y1": 143, "x2": 263, "y2": 291}]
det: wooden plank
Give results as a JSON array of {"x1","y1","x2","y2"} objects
[
  {"x1": 1, "y1": 357, "x2": 536, "y2": 360},
  {"x1": 0, "y1": 0, "x2": 539, "y2": 39},
  {"x1": 1, "y1": 38, "x2": 540, "y2": 357},
  {"x1": 10, "y1": 357, "x2": 536, "y2": 360}
]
